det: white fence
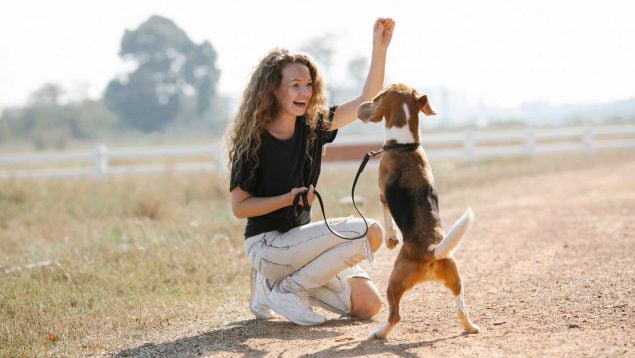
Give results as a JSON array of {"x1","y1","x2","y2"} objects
[
  {"x1": 0, "y1": 144, "x2": 222, "y2": 180},
  {"x1": 1, "y1": 124, "x2": 635, "y2": 180},
  {"x1": 325, "y1": 124, "x2": 635, "y2": 164}
]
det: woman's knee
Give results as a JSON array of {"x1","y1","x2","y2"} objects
[
  {"x1": 366, "y1": 222, "x2": 383, "y2": 253},
  {"x1": 353, "y1": 295, "x2": 382, "y2": 320},
  {"x1": 350, "y1": 277, "x2": 383, "y2": 320}
]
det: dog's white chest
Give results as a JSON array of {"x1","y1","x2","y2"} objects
[{"x1": 385, "y1": 125, "x2": 416, "y2": 144}]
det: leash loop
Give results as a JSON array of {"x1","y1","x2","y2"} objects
[
  {"x1": 290, "y1": 142, "x2": 419, "y2": 240},
  {"x1": 291, "y1": 147, "x2": 384, "y2": 240}
]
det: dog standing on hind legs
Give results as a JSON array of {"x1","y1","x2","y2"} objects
[{"x1": 357, "y1": 83, "x2": 480, "y2": 339}]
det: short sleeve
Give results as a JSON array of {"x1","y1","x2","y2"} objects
[
  {"x1": 322, "y1": 105, "x2": 339, "y2": 144},
  {"x1": 229, "y1": 152, "x2": 258, "y2": 194}
]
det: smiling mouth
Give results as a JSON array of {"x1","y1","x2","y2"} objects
[{"x1": 293, "y1": 101, "x2": 307, "y2": 108}]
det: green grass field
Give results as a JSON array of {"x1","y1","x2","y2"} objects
[{"x1": 1, "y1": 150, "x2": 633, "y2": 356}]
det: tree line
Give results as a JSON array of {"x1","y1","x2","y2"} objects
[
  {"x1": 0, "y1": 15, "x2": 368, "y2": 149},
  {"x1": 1, "y1": 15, "x2": 226, "y2": 148}
]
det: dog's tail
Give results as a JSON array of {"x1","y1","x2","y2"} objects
[{"x1": 434, "y1": 207, "x2": 474, "y2": 259}]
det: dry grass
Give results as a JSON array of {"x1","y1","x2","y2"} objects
[
  {"x1": 0, "y1": 150, "x2": 633, "y2": 356},
  {"x1": 0, "y1": 172, "x2": 243, "y2": 356}
]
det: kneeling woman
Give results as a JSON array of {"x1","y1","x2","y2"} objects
[{"x1": 226, "y1": 18, "x2": 395, "y2": 325}]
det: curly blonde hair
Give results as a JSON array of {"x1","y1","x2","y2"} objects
[{"x1": 226, "y1": 48, "x2": 329, "y2": 180}]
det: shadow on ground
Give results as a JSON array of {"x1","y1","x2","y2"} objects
[
  {"x1": 112, "y1": 318, "x2": 465, "y2": 357},
  {"x1": 304, "y1": 333, "x2": 465, "y2": 358}
]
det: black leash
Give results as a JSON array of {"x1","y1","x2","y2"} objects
[{"x1": 291, "y1": 142, "x2": 420, "y2": 240}]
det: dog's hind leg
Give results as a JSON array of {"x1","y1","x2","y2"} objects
[
  {"x1": 435, "y1": 258, "x2": 480, "y2": 334},
  {"x1": 369, "y1": 278, "x2": 404, "y2": 339},
  {"x1": 455, "y1": 286, "x2": 480, "y2": 334},
  {"x1": 370, "y1": 259, "x2": 420, "y2": 339}
]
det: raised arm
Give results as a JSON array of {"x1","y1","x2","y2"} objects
[{"x1": 330, "y1": 18, "x2": 395, "y2": 130}]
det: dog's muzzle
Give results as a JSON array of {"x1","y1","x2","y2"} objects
[{"x1": 357, "y1": 101, "x2": 375, "y2": 123}]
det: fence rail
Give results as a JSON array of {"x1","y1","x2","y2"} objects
[{"x1": 2, "y1": 124, "x2": 635, "y2": 180}]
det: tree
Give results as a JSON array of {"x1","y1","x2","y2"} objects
[
  {"x1": 0, "y1": 83, "x2": 117, "y2": 148},
  {"x1": 29, "y1": 83, "x2": 65, "y2": 106},
  {"x1": 104, "y1": 15, "x2": 220, "y2": 132}
]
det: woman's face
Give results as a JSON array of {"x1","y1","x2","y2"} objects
[{"x1": 275, "y1": 63, "x2": 313, "y2": 118}]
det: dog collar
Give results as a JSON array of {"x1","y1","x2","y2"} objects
[{"x1": 383, "y1": 142, "x2": 420, "y2": 152}]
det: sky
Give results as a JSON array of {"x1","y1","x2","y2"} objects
[{"x1": 1, "y1": 0, "x2": 635, "y2": 110}]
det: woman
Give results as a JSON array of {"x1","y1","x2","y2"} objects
[{"x1": 226, "y1": 18, "x2": 395, "y2": 326}]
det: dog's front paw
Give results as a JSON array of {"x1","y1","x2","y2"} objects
[
  {"x1": 384, "y1": 229, "x2": 401, "y2": 249},
  {"x1": 386, "y1": 236, "x2": 399, "y2": 249}
]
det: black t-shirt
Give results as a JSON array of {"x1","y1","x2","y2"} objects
[{"x1": 230, "y1": 106, "x2": 338, "y2": 238}]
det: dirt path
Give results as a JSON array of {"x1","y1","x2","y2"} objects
[{"x1": 113, "y1": 158, "x2": 635, "y2": 357}]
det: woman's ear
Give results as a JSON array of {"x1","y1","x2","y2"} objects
[{"x1": 417, "y1": 94, "x2": 436, "y2": 116}]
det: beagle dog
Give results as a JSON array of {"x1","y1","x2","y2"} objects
[{"x1": 357, "y1": 83, "x2": 479, "y2": 339}]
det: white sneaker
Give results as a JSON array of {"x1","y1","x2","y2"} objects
[
  {"x1": 249, "y1": 268, "x2": 275, "y2": 320},
  {"x1": 268, "y1": 286, "x2": 326, "y2": 326}
]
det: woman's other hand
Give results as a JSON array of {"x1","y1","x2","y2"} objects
[{"x1": 289, "y1": 185, "x2": 315, "y2": 207}]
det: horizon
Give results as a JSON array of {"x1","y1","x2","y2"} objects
[{"x1": 1, "y1": 0, "x2": 635, "y2": 110}]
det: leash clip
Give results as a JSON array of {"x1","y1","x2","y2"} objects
[{"x1": 368, "y1": 149, "x2": 384, "y2": 158}]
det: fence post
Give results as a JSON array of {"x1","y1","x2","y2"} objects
[
  {"x1": 464, "y1": 129, "x2": 475, "y2": 164},
  {"x1": 524, "y1": 128, "x2": 535, "y2": 157},
  {"x1": 94, "y1": 144, "x2": 109, "y2": 178},
  {"x1": 583, "y1": 126, "x2": 595, "y2": 154}
]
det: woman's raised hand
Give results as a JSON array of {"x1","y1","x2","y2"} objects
[{"x1": 373, "y1": 18, "x2": 395, "y2": 50}]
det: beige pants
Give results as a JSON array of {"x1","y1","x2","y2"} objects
[{"x1": 244, "y1": 217, "x2": 375, "y2": 315}]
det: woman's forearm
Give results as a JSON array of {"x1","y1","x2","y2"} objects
[
  {"x1": 329, "y1": 18, "x2": 394, "y2": 130},
  {"x1": 232, "y1": 186, "x2": 313, "y2": 219},
  {"x1": 361, "y1": 48, "x2": 387, "y2": 101},
  {"x1": 232, "y1": 192, "x2": 292, "y2": 219}
]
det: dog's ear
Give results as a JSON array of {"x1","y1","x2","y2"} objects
[
  {"x1": 357, "y1": 101, "x2": 384, "y2": 123},
  {"x1": 417, "y1": 94, "x2": 436, "y2": 116}
]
